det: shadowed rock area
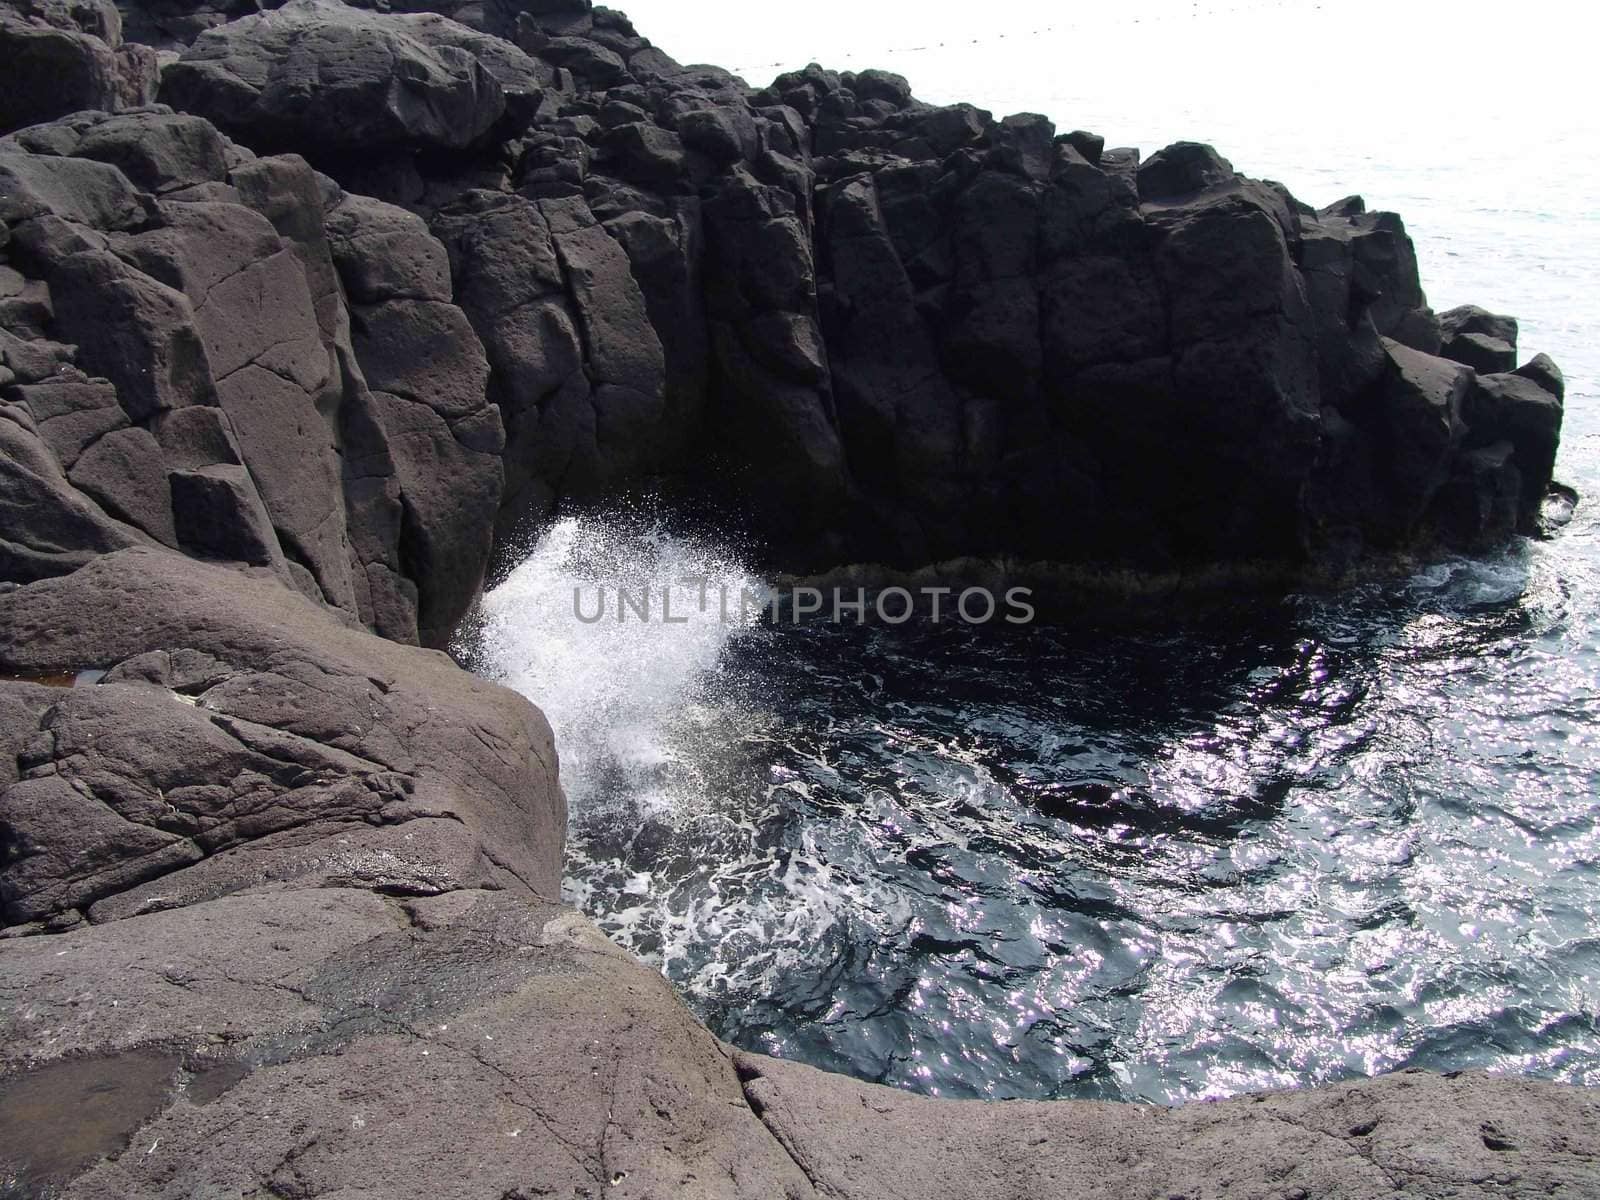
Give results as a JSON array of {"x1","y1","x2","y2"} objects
[{"x1": 0, "y1": 0, "x2": 1593, "y2": 1195}]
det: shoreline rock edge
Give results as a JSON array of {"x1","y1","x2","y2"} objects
[{"x1": 1, "y1": 0, "x2": 1595, "y2": 1195}]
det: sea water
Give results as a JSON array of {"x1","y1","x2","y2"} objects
[{"x1": 468, "y1": 0, "x2": 1600, "y2": 1102}]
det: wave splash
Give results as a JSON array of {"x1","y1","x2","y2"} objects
[
  {"x1": 468, "y1": 514, "x2": 880, "y2": 1004},
  {"x1": 466, "y1": 513, "x2": 766, "y2": 818}
]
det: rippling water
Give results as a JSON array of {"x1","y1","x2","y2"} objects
[
  {"x1": 469, "y1": 0, "x2": 1600, "y2": 1104},
  {"x1": 471, "y1": 505, "x2": 1600, "y2": 1103}
]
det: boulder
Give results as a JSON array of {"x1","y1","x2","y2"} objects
[
  {"x1": 159, "y1": 0, "x2": 509, "y2": 155},
  {"x1": 1137, "y1": 140, "x2": 1235, "y2": 199},
  {"x1": 604, "y1": 121, "x2": 689, "y2": 185},
  {"x1": 1440, "y1": 302, "x2": 1519, "y2": 350},
  {"x1": 995, "y1": 112, "x2": 1056, "y2": 182},
  {"x1": 71, "y1": 110, "x2": 232, "y2": 194},
  {"x1": 325, "y1": 193, "x2": 454, "y2": 304},
  {"x1": 1060, "y1": 128, "x2": 1105, "y2": 164},
  {"x1": 6, "y1": 212, "x2": 112, "y2": 274},
  {"x1": 1441, "y1": 329, "x2": 1517, "y2": 374},
  {"x1": 0, "y1": 149, "x2": 145, "y2": 230},
  {"x1": 48, "y1": 249, "x2": 217, "y2": 421},
  {"x1": 0, "y1": 14, "x2": 119, "y2": 135},
  {"x1": 1463, "y1": 371, "x2": 1563, "y2": 529},
  {"x1": 533, "y1": 33, "x2": 628, "y2": 87},
  {"x1": 1514, "y1": 351, "x2": 1564, "y2": 402},
  {"x1": 677, "y1": 104, "x2": 748, "y2": 165}
]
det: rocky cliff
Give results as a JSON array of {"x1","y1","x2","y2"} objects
[
  {"x1": 1, "y1": 0, "x2": 1593, "y2": 1196},
  {"x1": 3, "y1": 0, "x2": 1571, "y2": 601}
]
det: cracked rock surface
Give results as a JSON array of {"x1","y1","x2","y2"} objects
[
  {"x1": 0, "y1": 0, "x2": 1595, "y2": 1195},
  {"x1": 2, "y1": 0, "x2": 1573, "y2": 589}
]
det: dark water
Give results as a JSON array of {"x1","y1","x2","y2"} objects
[
  {"x1": 471, "y1": 17, "x2": 1600, "y2": 1099},
  {"x1": 478, "y1": 514, "x2": 1600, "y2": 1104}
]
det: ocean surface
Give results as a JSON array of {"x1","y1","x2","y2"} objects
[{"x1": 467, "y1": 1, "x2": 1600, "y2": 1103}]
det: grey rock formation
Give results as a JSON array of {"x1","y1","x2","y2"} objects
[
  {"x1": 0, "y1": 546, "x2": 562, "y2": 929},
  {"x1": 0, "y1": 2, "x2": 1591, "y2": 1196},
  {"x1": 1, "y1": 106, "x2": 506, "y2": 645},
  {"x1": 26, "y1": 0, "x2": 1559, "y2": 579},
  {"x1": 0, "y1": 0, "x2": 159, "y2": 134},
  {"x1": 159, "y1": 0, "x2": 516, "y2": 154}
]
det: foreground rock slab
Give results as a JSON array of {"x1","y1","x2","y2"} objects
[
  {"x1": 739, "y1": 1053, "x2": 1600, "y2": 1199},
  {"x1": 2, "y1": 883, "x2": 1595, "y2": 1198},
  {"x1": 0, "y1": 548, "x2": 563, "y2": 928},
  {"x1": 0, "y1": 888, "x2": 815, "y2": 1199}
]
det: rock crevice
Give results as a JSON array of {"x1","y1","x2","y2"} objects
[{"x1": 0, "y1": 0, "x2": 1590, "y2": 1196}]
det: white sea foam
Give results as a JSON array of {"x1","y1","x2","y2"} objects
[
  {"x1": 467, "y1": 513, "x2": 768, "y2": 819},
  {"x1": 467, "y1": 513, "x2": 911, "y2": 1012}
]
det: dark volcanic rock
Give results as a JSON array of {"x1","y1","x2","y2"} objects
[
  {"x1": 71, "y1": 109, "x2": 234, "y2": 193},
  {"x1": 0, "y1": 1, "x2": 1577, "y2": 582},
  {"x1": 0, "y1": 10, "x2": 1590, "y2": 1196},
  {"x1": 0, "y1": 12, "x2": 121, "y2": 134},
  {"x1": 1439, "y1": 303, "x2": 1520, "y2": 373},
  {"x1": 159, "y1": 0, "x2": 511, "y2": 155},
  {"x1": 0, "y1": 108, "x2": 518, "y2": 645}
]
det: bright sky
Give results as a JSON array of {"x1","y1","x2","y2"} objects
[{"x1": 616, "y1": 0, "x2": 1598, "y2": 164}]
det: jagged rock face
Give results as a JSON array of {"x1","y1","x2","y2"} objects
[
  {"x1": 0, "y1": 3, "x2": 1594, "y2": 1196},
  {"x1": 0, "y1": 0, "x2": 1573, "y2": 614},
  {"x1": 158, "y1": 0, "x2": 517, "y2": 154},
  {"x1": 0, "y1": 106, "x2": 504, "y2": 646},
  {"x1": 101, "y1": 0, "x2": 1562, "y2": 575},
  {"x1": 0, "y1": 0, "x2": 160, "y2": 133}
]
